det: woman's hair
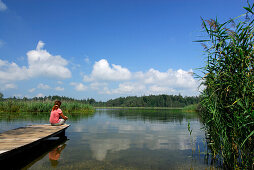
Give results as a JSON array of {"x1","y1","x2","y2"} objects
[{"x1": 52, "y1": 100, "x2": 61, "y2": 111}]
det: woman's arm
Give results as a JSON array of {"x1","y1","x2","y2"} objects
[{"x1": 59, "y1": 112, "x2": 68, "y2": 120}]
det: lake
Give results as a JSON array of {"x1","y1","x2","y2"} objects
[{"x1": 0, "y1": 109, "x2": 217, "y2": 169}]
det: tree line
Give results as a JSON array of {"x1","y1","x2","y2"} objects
[
  {"x1": 0, "y1": 92, "x2": 200, "y2": 108},
  {"x1": 95, "y1": 95, "x2": 200, "y2": 107}
]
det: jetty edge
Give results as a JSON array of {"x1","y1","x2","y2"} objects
[{"x1": 0, "y1": 124, "x2": 70, "y2": 160}]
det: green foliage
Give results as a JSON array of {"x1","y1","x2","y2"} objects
[
  {"x1": 0, "y1": 99, "x2": 94, "y2": 114},
  {"x1": 182, "y1": 104, "x2": 199, "y2": 112},
  {"x1": 187, "y1": 120, "x2": 192, "y2": 135},
  {"x1": 61, "y1": 101, "x2": 94, "y2": 113},
  {"x1": 1, "y1": 94, "x2": 199, "y2": 108},
  {"x1": 96, "y1": 94, "x2": 200, "y2": 108},
  {"x1": 198, "y1": 3, "x2": 254, "y2": 168}
]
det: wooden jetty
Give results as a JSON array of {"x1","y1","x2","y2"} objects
[{"x1": 0, "y1": 124, "x2": 70, "y2": 157}]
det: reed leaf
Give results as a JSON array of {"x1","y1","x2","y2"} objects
[{"x1": 198, "y1": 4, "x2": 254, "y2": 169}]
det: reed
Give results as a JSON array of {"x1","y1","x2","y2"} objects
[
  {"x1": 0, "y1": 100, "x2": 94, "y2": 114},
  {"x1": 182, "y1": 104, "x2": 198, "y2": 112},
  {"x1": 198, "y1": 3, "x2": 254, "y2": 168}
]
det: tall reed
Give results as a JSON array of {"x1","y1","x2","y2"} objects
[
  {"x1": 0, "y1": 100, "x2": 94, "y2": 114},
  {"x1": 198, "y1": 3, "x2": 254, "y2": 168}
]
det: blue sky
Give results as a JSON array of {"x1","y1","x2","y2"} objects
[{"x1": 0, "y1": 0, "x2": 248, "y2": 101}]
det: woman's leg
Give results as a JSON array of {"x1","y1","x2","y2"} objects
[
  {"x1": 58, "y1": 119, "x2": 66, "y2": 125},
  {"x1": 51, "y1": 119, "x2": 66, "y2": 126}
]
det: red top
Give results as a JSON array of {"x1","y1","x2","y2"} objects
[
  {"x1": 49, "y1": 148, "x2": 60, "y2": 160},
  {"x1": 49, "y1": 108, "x2": 62, "y2": 124}
]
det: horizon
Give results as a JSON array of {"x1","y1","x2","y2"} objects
[
  {"x1": 0, "y1": 0, "x2": 247, "y2": 101},
  {"x1": 0, "y1": 93, "x2": 200, "y2": 102}
]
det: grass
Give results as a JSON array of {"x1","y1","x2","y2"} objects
[
  {"x1": 95, "y1": 106, "x2": 183, "y2": 110},
  {"x1": 182, "y1": 104, "x2": 198, "y2": 112},
  {"x1": 0, "y1": 100, "x2": 95, "y2": 114}
]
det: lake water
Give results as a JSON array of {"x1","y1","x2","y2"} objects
[{"x1": 0, "y1": 109, "x2": 217, "y2": 169}]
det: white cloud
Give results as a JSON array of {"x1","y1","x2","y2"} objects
[
  {"x1": 70, "y1": 82, "x2": 87, "y2": 91},
  {"x1": 57, "y1": 81, "x2": 63, "y2": 84},
  {"x1": 5, "y1": 83, "x2": 17, "y2": 89},
  {"x1": 149, "y1": 85, "x2": 176, "y2": 94},
  {"x1": 132, "y1": 68, "x2": 199, "y2": 96},
  {"x1": 90, "y1": 82, "x2": 107, "y2": 90},
  {"x1": 83, "y1": 59, "x2": 131, "y2": 82},
  {"x1": 84, "y1": 56, "x2": 90, "y2": 64},
  {"x1": 89, "y1": 82, "x2": 111, "y2": 94},
  {"x1": 135, "y1": 68, "x2": 197, "y2": 89},
  {"x1": 0, "y1": 83, "x2": 17, "y2": 90},
  {"x1": 0, "y1": 59, "x2": 29, "y2": 81},
  {"x1": 70, "y1": 62, "x2": 80, "y2": 70},
  {"x1": 28, "y1": 88, "x2": 36, "y2": 93},
  {"x1": 111, "y1": 82, "x2": 146, "y2": 94},
  {"x1": 36, "y1": 41, "x2": 44, "y2": 50},
  {"x1": 0, "y1": 41, "x2": 71, "y2": 83},
  {"x1": 36, "y1": 93, "x2": 44, "y2": 98},
  {"x1": 55, "y1": 86, "x2": 64, "y2": 91},
  {"x1": 37, "y1": 83, "x2": 50, "y2": 90},
  {"x1": 0, "y1": 0, "x2": 7, "y2": 11},
  {"x1": 27, "y1": 41, "x2": 71, "y2": 78},
  {"x1": 83, "y1": 59, "x2": 200, "y2": 96}
]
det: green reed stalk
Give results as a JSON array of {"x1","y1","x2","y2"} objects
[
  {"x1": 0, "y1": 100, "x2": 94, "y2": 114},
  {"x1": 198, "y1": 3, "x2": 254, "y2": 169}
]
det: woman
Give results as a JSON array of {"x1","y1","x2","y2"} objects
[
  {"x1": 49, "y1": 143, "x2": 66, "y2": 167},
  {"x1": 49, "y1": 100, "x2": 68, "y2": 126}
]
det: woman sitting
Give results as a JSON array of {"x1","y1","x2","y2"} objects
[{"x1": 50, "y1": 100, "x2": 68, "y2": 126}]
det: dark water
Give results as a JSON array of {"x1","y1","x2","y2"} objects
[{"x1": 0, "y1": 109, "x2": 216, "y2": 170}]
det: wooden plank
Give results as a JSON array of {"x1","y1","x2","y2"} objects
[{"x1": 0, "y1": 124, "x2": 70, "y2": 156}]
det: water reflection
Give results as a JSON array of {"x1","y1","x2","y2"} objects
[
  {"x1": 49, "y1": 144, "x2": 66, "y2": 167},
  {"x1": 0, "y1": 112, "x2": 94, "y2": 122},
  {"x1": 72, "y1": 109, "x2": 205, "y2": 162},
  {"x1": 0, "y1": 112, "x2": 93, "y2": 133},
  {"x1": 99, "y1": 108, "x2": 199, "y2": 123},
  {"x1": 1, "y1": 109, "x2": 215, "y2": 169}
]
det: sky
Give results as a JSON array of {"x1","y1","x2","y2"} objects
[{"x1": 0, "y1": 0, "x2": 249, "y2": 101}]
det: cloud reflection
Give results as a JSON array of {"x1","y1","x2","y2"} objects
[
  {"x1": 90, "y1": 138, "x2": 131, "y2": 161},
  {"x1": 73, "y1": 116, "x2": 204, "y2": 161}
]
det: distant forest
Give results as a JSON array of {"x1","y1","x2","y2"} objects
[
  {"x1": 96, "y1": 95, "x2": 200, "y2": 107},
  {"x1": 0, "y1": 93, "x2": 200, "y2": 108}
]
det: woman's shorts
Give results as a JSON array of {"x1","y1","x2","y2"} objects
[{"x1": 51, "y1": 119, "x2": 66, "y2": 126}]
